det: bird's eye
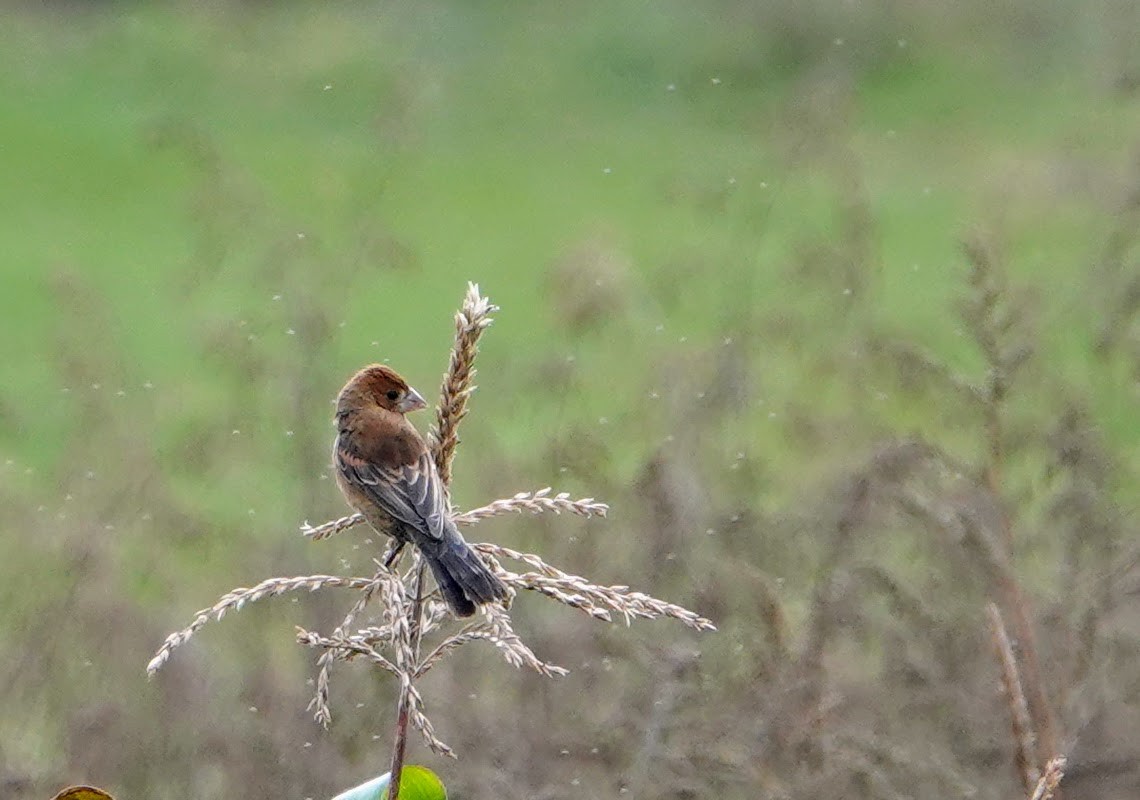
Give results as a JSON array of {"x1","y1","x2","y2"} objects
[{"x1": 385, "y1": 389, "x2": 400, "y2": 401}]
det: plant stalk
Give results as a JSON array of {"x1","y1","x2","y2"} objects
[{"x1": 387, "y1": 562, "x2": 427, "y2": 800}]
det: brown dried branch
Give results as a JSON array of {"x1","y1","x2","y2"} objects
[
  {"x1": 895, "y1": 473, "x2": 1060, "y2": 779},
  {"x1": 893, "y1": 245, "x2": 1059, "y2": 784},
  {"x1": 963, "y1": 515, "x2": 1060, "y2": 781},
  {"x1": 987, "y1": 602, "x2": 1040, "y2": 794}
]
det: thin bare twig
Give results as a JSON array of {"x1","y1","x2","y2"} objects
[{"x1": 987, "y1": 602, "x2": 1040, "y2": 794}]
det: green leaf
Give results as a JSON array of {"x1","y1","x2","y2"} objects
[
  {"x1": 331, "y1": 766, "x2": 446, "y2": 800},
  {"x1": 382, "y1": 766, "x2": 447, "y2": 800}
]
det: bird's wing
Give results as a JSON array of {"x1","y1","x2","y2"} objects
[{"x1": 336, "y1": 445, "x2": 448, "y2": 540}]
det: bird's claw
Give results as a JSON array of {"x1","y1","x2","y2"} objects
[{"x1": 382, "y1": 540, "x2": 406, "y2": 570}]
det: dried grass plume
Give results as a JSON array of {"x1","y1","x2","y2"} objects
[{"x1": 147, "y1": 282, "x2": 713, "y2": 796}]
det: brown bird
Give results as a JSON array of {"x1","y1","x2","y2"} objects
[{"x1": 333, "y1": 364, "x2": 507, "y2": 616}]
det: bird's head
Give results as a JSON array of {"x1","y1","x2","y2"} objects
[{"x1": 337, "y1": 364, "x2": 428, "y2": 416}]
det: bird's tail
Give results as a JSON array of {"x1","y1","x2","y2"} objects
[{"x1": 427, "y1": 537, "x2": 507, "y2": 618}]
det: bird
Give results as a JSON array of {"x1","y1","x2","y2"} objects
[{"x1": 332, "y1": 364, "x2": 507, "y2": 617}]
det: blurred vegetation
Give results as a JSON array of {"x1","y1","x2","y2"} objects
[{"x1": 3, "y1": 0, "x2": 1140, "y2": 798}]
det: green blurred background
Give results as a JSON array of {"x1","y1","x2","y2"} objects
[{"x1": 3, "y1": 1, "x2": 1140, "y2": 798}]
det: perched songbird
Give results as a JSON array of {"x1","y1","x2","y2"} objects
[{"x1": 333, "y1": 364, "x2": 507, "y2": 617}]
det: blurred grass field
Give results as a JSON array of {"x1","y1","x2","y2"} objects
[{"x1": 3, "y1": 2, "x2": 1140, "y2": 798}]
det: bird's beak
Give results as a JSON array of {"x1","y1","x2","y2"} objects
[{"x1": 398, "y1": 387, "x2": 428, "y2": 413}]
